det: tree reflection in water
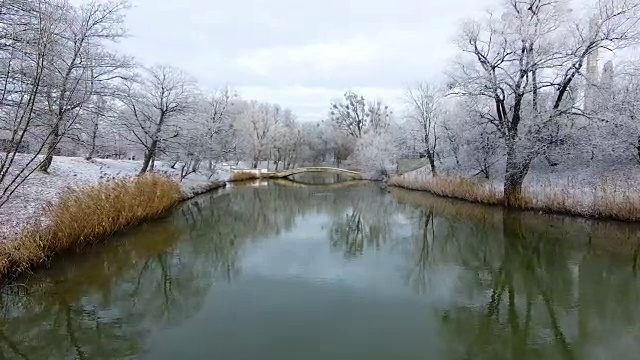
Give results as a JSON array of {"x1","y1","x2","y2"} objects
[
  {"x1": 392, "y1": 188, "x2": 640, "y2": 360},
  {"x1": 0, "y1": 182, "x2": 639, "y2": 359}
]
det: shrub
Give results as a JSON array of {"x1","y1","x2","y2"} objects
[
  {"x1": 0, "y1": 173, "x2": 181, "y2": 281},
  {"x1": 229, "y1": 171, "x2": 260, "y2": 181}
]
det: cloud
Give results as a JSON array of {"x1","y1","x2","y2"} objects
[
  {"x1": 236, "y1": 85, "x2": 405, "y2": 122},
  {"x1": 233, "y1": 29, "x2": 455, "y2": 88},
  {"x1": 96, "y1": 0, "x2": 499, "y2": 121}
]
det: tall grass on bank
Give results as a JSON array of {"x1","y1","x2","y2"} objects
[
  {"x1": 390, "y1": 172, "x2": 640, "y2": 222},
  {"x1": 0, "y1": 174, "x2": 181, "y2": 280},
  {"x1": 522, "y1": 177, "x2": 640, "y2": 222},
  {"x1": 389, "y1": 172, "x2": 502, "y2": 205},
  {"x1": 229, "y1": 171, "x2": 260, "y2": 181}
]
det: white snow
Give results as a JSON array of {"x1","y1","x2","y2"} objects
[
  {"x1": 0, "y1": 155, "x2": 231, "y2": 240},
  {"x1": 394, "y1": 155, "x2": 640, "y2": 219}
]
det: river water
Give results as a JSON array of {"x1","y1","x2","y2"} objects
[{"x1": 1, "y1": 175, "x2": 640, "y2": 359}]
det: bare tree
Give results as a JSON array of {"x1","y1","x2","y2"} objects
[
  {"x1": 81, "y1": 94, "x2": 108, "y2": 160},
  {"x1": 38, "y1": 0, "x2": 129, "y2": 172},
  {"x1": 329, "y1": 91, "x2": 392, "y2": 139},
  {"x1": 404, "y1": 82, "x2": 440, "y2": 175},
  {"x1": 0, "y1": 0, "x2": 70, "y2": 208},
  {"x1": 168, "y1": 86, "x2": 237, "y2": 180},
  {"x1": 272, "y1": 109, "x2": 303, "y2": 170},
  {"x1": 466, "y1": 124, "x2": 501, "y2": 179},
  {"x1": 237, "y1": 101, "x2": 282, "y2": 169},
  {"x1": 201, "y1": 86, "x2": 236, "y2": 168},
  {"x1": 450, "y1": 0, "x2": 640, "y2": 205},
  {"x1": 118, "y1": 65, "x2": 196, "y2": 174}
]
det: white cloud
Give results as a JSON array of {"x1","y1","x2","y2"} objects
[
  {"x1": 94, "y1": 0, "x2": 500, "y2": 120},
  {"x1": 236, "y1": 36, "x2": 383, "y2": 76},
  {"x1": 236, "y1": 85, "x2": 405, "y2": 122}
]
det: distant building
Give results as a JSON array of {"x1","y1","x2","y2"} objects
[{"x1": 584, "y1": 17, "x2": 600, "y2": 113}]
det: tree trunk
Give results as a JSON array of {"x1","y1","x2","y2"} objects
[
  {"x1": 636, "y1": 136, "x2": 640, "y2": 165},
  {"x1": 39, "y1": 123, "x2": 61, "y2": 173},
  {"x1": 139, "y1": 140, "x2": 158, "y2": 174},
  {"x1": 504, "y1": 175, "x2": 524, "y2": 207},
  {"x1": 85, "y1": 141, "x2": 96, "y2": 161},
  {"x1": 483, "y1": 165, "x2": 490, "y2": 180},
  {"x1": 504, "y1": 146, "x2": 530, "y2": 208},
  {"x1": 85, "y1": 119, "x2": 99, "y2": 160},
  {"x1": 426, "y1": 149, "x2": 437, "y2": 176},
  {"x1": 275, "y1": 152, "x2": 281, "y2": 171},
  {"x1": 191, "y1": 158, "x2": 200, "y2": 172},
  {"x1": 139, "y1": 151, "x2": 153, "y2": 174},
  {"x1": 39, "y1": 139, "x2": 56, "y2": 172}
]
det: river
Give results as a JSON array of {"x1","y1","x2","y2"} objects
[{"x1": 1, "y1": 174, "x2": 640, "y2": 359}]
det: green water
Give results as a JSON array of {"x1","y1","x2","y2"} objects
[{"x1": 2, "y1": 176, "x2": 640, "y2": 360}]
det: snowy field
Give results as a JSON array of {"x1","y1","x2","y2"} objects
[{"x1": 0, "y1": 155, "x2": 231, "y2": 239}]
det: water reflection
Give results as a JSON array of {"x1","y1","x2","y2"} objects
[
  {"x1": 289, "y1": 172, "x2": 353, "y2": 185},
  {"x1": 392, "y1": 189, "x2": 640, "y2": 360},
  {"x1": 0, "y1": 183, "x2": 639, "y2": 359}
]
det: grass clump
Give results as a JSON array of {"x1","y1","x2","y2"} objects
[
  {"x1": 0, "y1": 173, "x2": 181, "y2": 281},
  {"x1": 229, "y1": 171, "x2": 260, "y2": 182}
]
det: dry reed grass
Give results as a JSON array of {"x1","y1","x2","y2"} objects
[
  {"x1": 523, "y1": 177, "x2": 640, "y2": 222},
  {"x1": 0, "y1": 173, "x2": 181, "y2": 281},
  {"x1": 389, "y1": 172, "x2": 502, "y2": 205},
  {"x1": 229, "y1": 171, "x2": 261, "y2": 181},
  {"x1": 390, "y1": 171, "x2": 640, "y2": 222}
]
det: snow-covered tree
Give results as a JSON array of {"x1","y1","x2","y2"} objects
[
  {"x1": 403, "y1": 82, "x2": 441, "y2": 175},
  {"x1": 598, "y1": 62, "x2": 640, "y2": 163},
  {"x1": 300, "y1": 122, "x2": 333, "y2": 164},
  {"x1": 329, "y1": 91, "x2": 392, "y2": 139},
  {"x1": 169, "y1": 86, "x2": 237, "y2": 178},
  {"x1": 38, "y1": 0, "x2": 130, "y2": 172},
  {"x1": 351, "y1": 130, "x2": 398, "y2": 180},
  {"x1": 271, "y1": 109, "x2": 303, "y2": 170},
  {"x1": 235, "y1": 101, "x2": 286, "y2": 169},
  {"x1": 450, "y1": 0, "x2": 640, "y2": 205},
  {"x1": 118, "y1": 65, "x2": 197, "y2": 174},
  {"x1": 0, "y1": 0, "x2": 68, "y2": 207}
]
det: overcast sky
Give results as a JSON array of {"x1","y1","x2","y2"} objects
[{"x1": 113, "y1": 0, "x2": 498, "y2": 121}]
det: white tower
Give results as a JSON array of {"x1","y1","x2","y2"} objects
[{"x1": 584, "y1": 18, "x2": 600, "y2": 112}]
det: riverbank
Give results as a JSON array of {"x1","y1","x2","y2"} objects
[
  {"x1": 0, "y1": 155, "x2": 229, "y2": 239},
  {"x1": 389, "y1": 169, "x2": 640, "y2": 222},
  {"x1": 0, "y1": 155, "x2": 228, "y2": 281}
]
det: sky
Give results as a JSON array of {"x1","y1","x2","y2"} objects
[{"x1": 110, "y1": 0, "x2": 498, "y2": 121}]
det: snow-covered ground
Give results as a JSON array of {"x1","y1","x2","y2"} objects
[
  {"x1": 403, "y1": 154, "x2": 640, "y2": 192},
  {"x1": 394, "y1": 153, "x2": 640, "y2": 220},
  {"x1": 0, "y1": 155, "x2": 232, "y2": 239}
]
